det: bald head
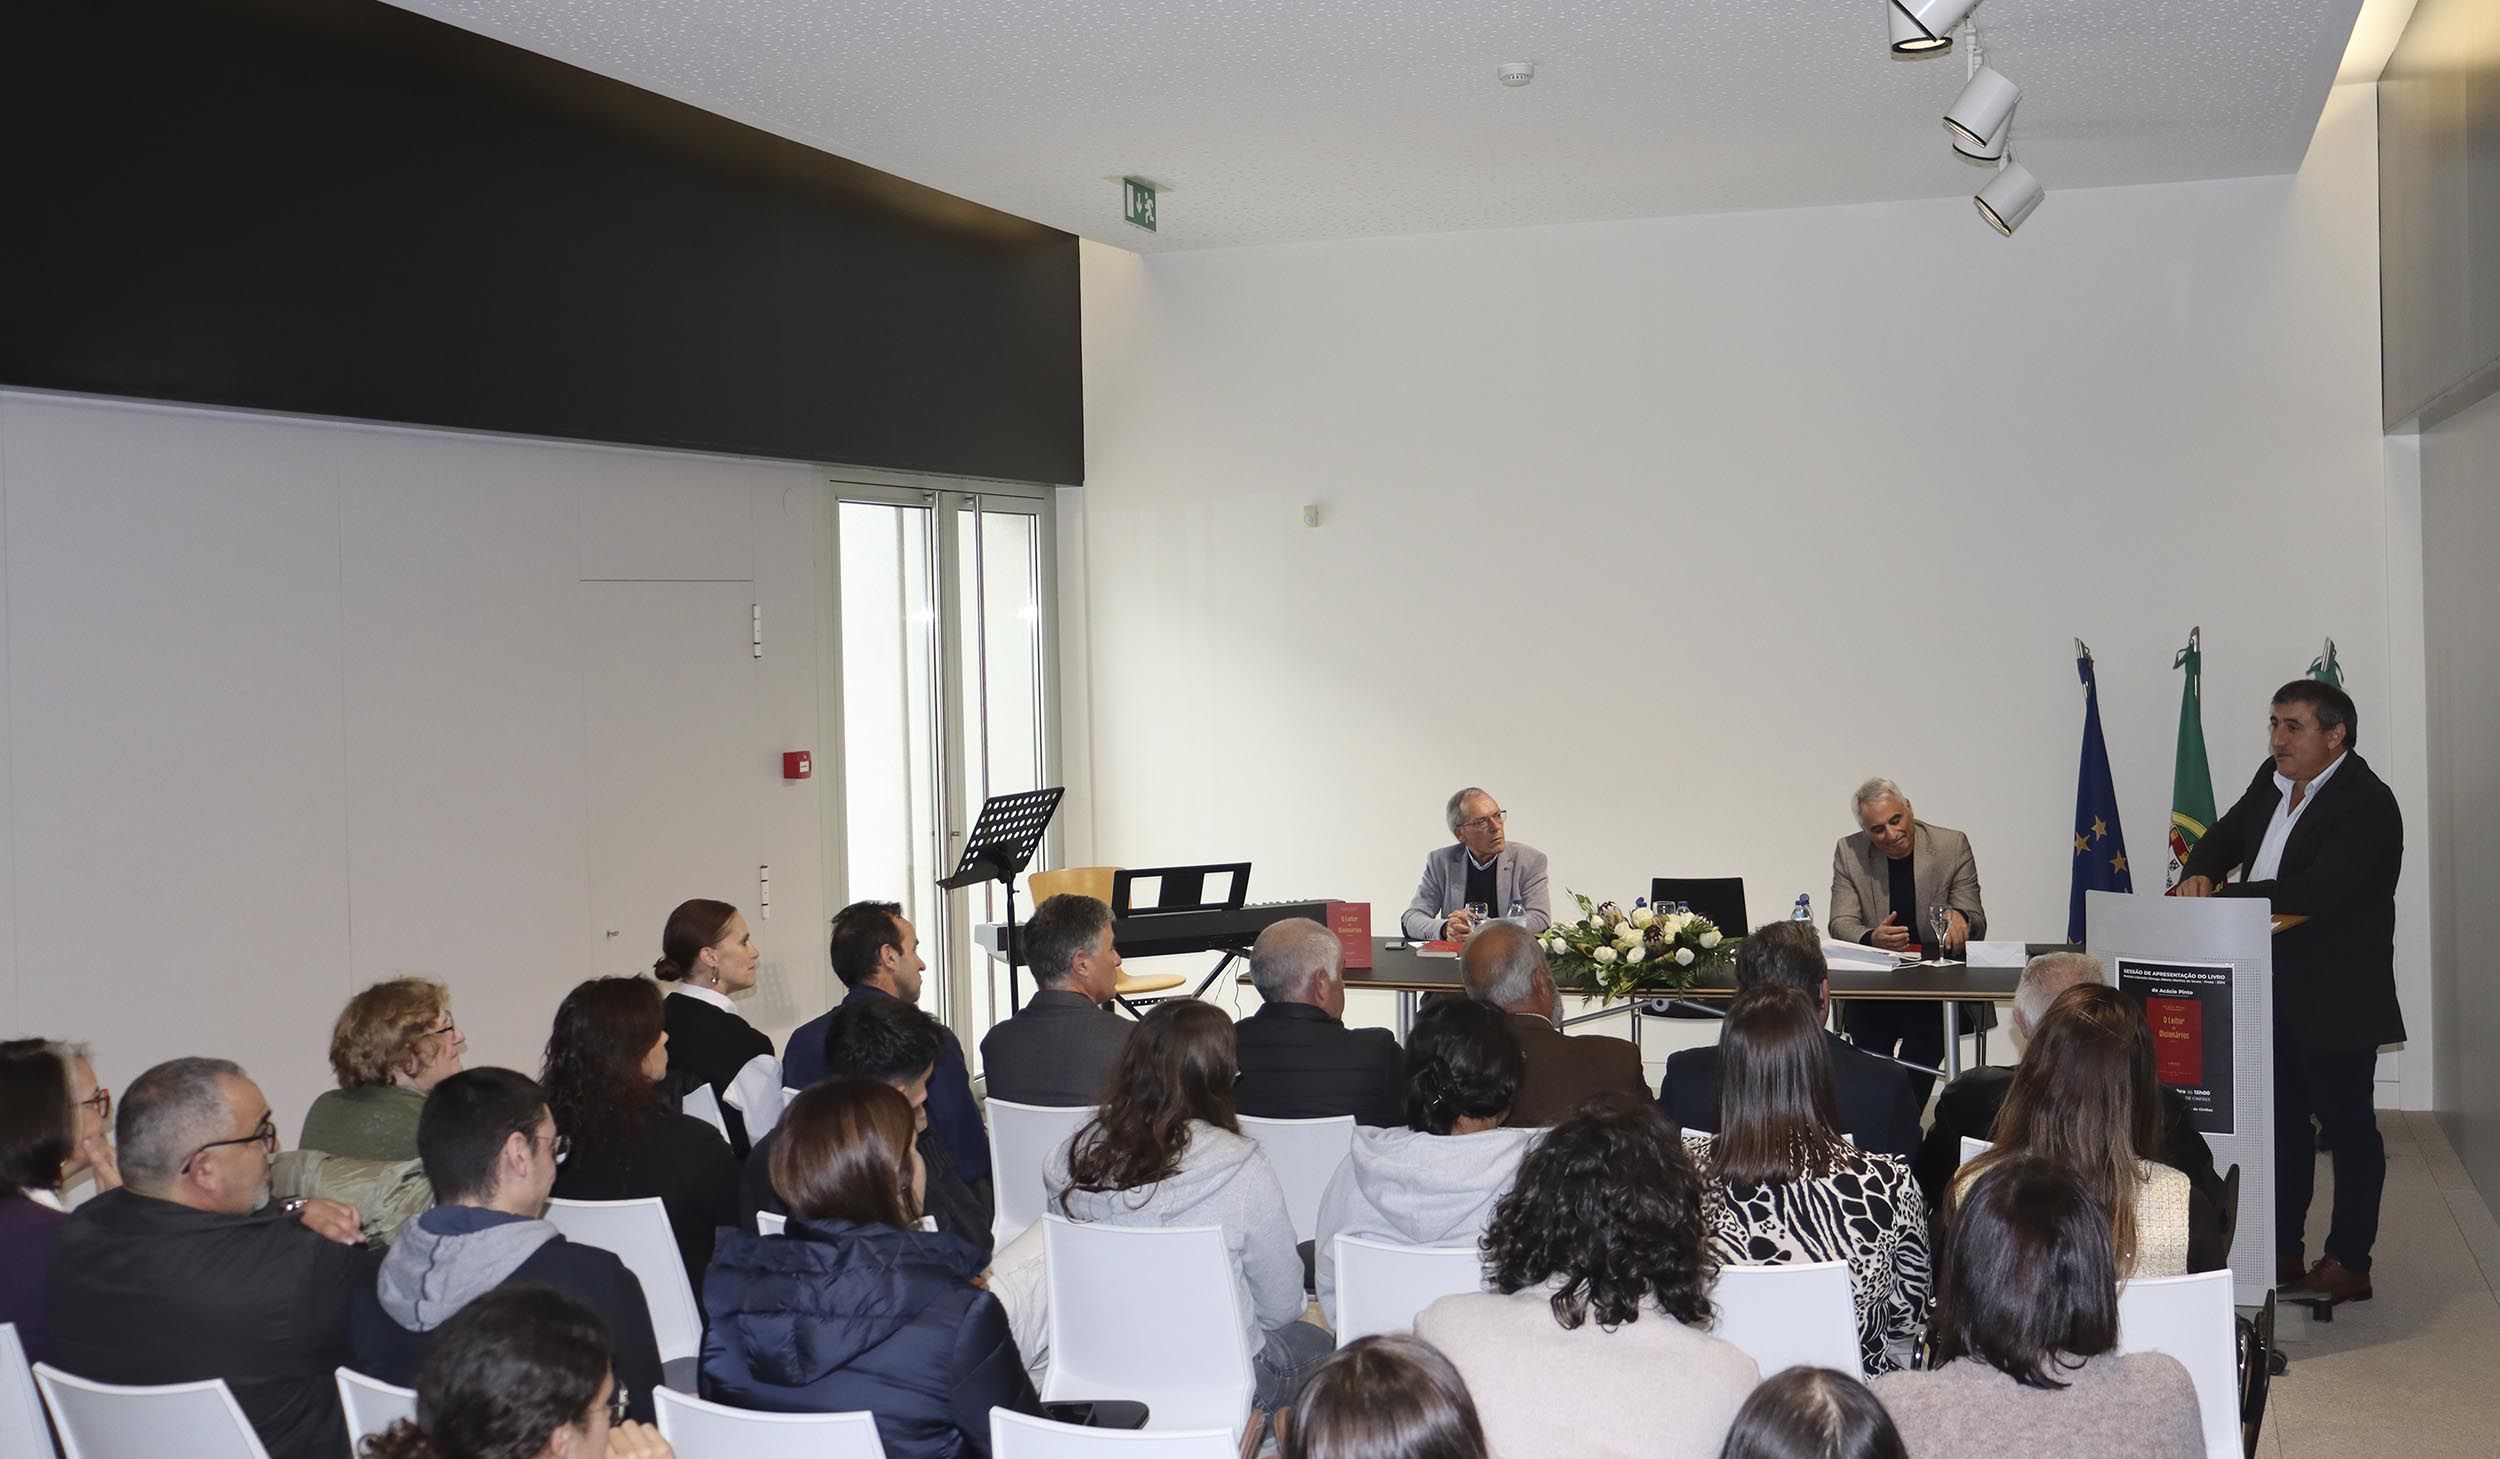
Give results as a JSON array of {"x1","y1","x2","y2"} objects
[
  {"x1": 1249, "y1": 917, "x2": 1347, "y2": 1015},
  {"x1": 2014, "y1": 951, "x2": 2105, "y2": 1037},
  {"x1": 1462, "y1": 921, "x2": 1550, "y2": 1016}
]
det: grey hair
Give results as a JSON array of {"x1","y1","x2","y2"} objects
[
  {"x1": 2014, "y1": 952, "x2": 2106, "y2": 1036},
  {"x1": 1444, "y1": 787, "x2": 1492, "y2": 835},
  {"x1": 1851, "y1": 777, "x2": 1906, "y2": 818},
  {"x1": 1461, "y1": 923, "x2": 1546, "y2": 1010},
  {"x1": 1249, "y1": 918, "x2": 1344, "y2": 1003},
  {"x1": 116, "y1": 1056, "x2": 247, "y2": 1191}
]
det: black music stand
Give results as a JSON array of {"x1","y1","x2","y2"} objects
[
  {"x1": 1112, "y1": 863, "x2": 1254, "y2": 1002},
  {"x1": 939, "y1": 788, "x2": 1062, "y2": 1012}
]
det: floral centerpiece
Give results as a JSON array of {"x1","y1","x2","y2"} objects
[{"x1": 1543, "y1": 892, "x2": 1739, "y2": 1003}]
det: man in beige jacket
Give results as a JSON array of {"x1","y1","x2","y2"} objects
[{"x1": 1829, "y1": 777, "x2": 1989, "y2": 1070}]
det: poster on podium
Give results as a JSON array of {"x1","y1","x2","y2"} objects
[{"x1": 2116, "y1": 956, "x2": 2237, "y2": 1136}]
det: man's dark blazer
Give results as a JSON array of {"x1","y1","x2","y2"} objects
[
  {"x1": 1912, "y1": 1065, "x2": 2225, "y2": 1215},
  {"x1": 1659, "y1": 1030, "x2": 1924, "y2": 1160},
  {"x1": 1232, "y1": 1002, "x2": 1406, "y2": 1127},
  {"x1": 1503, "y1": 1013, "x2": 1650, "y2": 1127},
  {"x1": 2181, "y1": 753, "x2": 2404, "y2": 1050},
  {"x1": 977, "y1": 988, "x2": 1134, "y2": 1107}
]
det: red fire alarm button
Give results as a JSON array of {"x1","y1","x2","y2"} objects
[{"x1": 783, "y1": 751, "x2": 813, "y2": 780}]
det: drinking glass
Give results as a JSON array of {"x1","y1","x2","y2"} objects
[
  {"x1": 1929, "y1": 905, "x2": 1953, "y2": 960},
  {"x1": 1464, "y1": 901, "x2": 1491, "y2": 934}
]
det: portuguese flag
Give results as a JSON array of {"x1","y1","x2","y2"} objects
[{"x1": 2167, "y1": 630, "x2": 2215, "y2": 890}]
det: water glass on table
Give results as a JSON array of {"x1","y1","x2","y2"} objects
[{"x1": 1929, "y1": 905, "x2": 1953, "y2": 961}]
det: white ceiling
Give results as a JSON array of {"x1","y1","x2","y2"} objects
[{"x1": 385, "y1": 0, "x2": 2364, "y2": 252}]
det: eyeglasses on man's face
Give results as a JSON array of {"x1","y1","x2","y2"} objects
[
  {"x1": 182, "y1": 1113, "x2": 277, "y2": 1173},
  {"x1": 1458, "y1": 810, "x2": 1507, "y2": 834},
  {"x1": 605, "y1": 1384, "x2": 630, "y2": 1426},
  {"x1": 80, "y1": 1085, "x2": 112, "y2": 1121}
]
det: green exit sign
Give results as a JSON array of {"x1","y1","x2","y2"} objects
[{"x1": 1122, "y1": 177, "x2": 1157, "y2": 232}]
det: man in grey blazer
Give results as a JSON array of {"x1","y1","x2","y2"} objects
[
  {"x1": 1829, "y1": 777, "x2": 1989, "y2": 1070},
  {"x1": 978, "y1": 893, "x2": 1134, "y2": 1106},
  {"x1": 1400, "y1": 787, "x2": 1553, "y2": 939}
]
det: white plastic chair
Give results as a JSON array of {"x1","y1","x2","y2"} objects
[
  {"x1": 654, "y1": 1388, "x2": 886, "y2": 1459},
  {"x1": 2117, "y1": 1269, "x2": 2237, "y2": 1459},
  {"x1": 683, "y1": 1084, "x2": 730, "y2": 1140},
  {"x1": 335, "y1": 1369, "x2": 416, "y2": 1448},
  {"x1": 1957, "y1": 1135, "x2": 1990, "y2": 1166},
  {"x1": 1042, "y1": 1216, "x2": 1253, "y2": 1435},
  {"x1": 1, "y1": 1326, "x2": 56, "y2": 1459},
  {"x1": 1237, "y1": 1115, "x2": 1356, "y2": 1244},
  {"x1": 783, "y1": 1085, "x2": 804, "y2": 1104},
  {"x1": 33, "y1": 1365, "x2": 269, "y2": 1459},
  {"x1": 544, "y1": 1196, "x2": 703, "y2": 1364},
  {"x1": 993, "y1": 1409, "x2": 1236, "y2": 1459},
  {"x1": 757, "y1": 1210, "x2": 788, "y2": 1236},
  {"x1": 988, "y1": 1101, "x2": 1099, "y2": 1246},
  {"x1": 1710, "y1": 1261, "x2": 1865, "y2": 1380},
  {"x1": 1331, "y1": 1235, "x2": 1481, "y2": 1343}
]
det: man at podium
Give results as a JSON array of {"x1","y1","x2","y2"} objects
[
  {"x1": 1400, "y1": 786, "x2": 1551, "y2": 939},
  {"x1": 2178, "y1": 679, "x2": 2403, "y2": 1307}
]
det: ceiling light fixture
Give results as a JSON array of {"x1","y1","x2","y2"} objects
[
  {"x1": 1887, "y1": 2, "x2": 1952, "y2": 54},
  {"x1": 1891, "y1": 0, "x2": 1981, "y2": 52},
  {"x1": 1975, "y1": 158, "x2": 2044, "y2": 235},
  {"x1": 1944, "y1": 32, "x2": 2019, "y2": 158}
]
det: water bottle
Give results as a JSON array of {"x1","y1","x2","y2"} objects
[{"x1": 1792, "y1": 893, "x2": 1814, "y2": 924}]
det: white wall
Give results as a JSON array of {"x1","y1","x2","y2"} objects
[
  {"x1": 0, "y1": 391, "x2": 835, "y2": 1136},
  {"x1": 1076, "y1": 86, "x2": 2441, "y2": 1102}
]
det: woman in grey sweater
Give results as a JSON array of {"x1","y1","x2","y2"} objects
[{"x1": 1869, "y1": 1157, "x2": 2202, "y2": 1459}]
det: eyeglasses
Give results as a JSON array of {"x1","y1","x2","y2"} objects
[
  {"x1": 182, "y1": 1114, "x2": 277, "y2": 1172},
  {"x1": 424, "y1": 1017, "x2": 458, "y2": 1040},
  {"x1": 80, "y1": 1086, "x2": 112, "y2": 1121},
  {"x1": 547, "y1": 1132, "x2": 574, "y2": 1166},
  {"x1": 605, "y1": 1385, "x2": 631, "y2": 1426},
  {"x1": 1458, "y1": 810, "x2": 1507, "y2": 833}
]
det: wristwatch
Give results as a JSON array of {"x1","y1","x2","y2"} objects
[{"x1": 282, "y1": 1197, "x2": 309, "y2": 1216}]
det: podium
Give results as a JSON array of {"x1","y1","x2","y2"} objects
[{"x1": 2085, "y1": 889, "x2": 2276, "y2": 1307}]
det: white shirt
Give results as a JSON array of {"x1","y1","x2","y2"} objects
[
  {"x1": 2250, "y1": 751, "x2": 2347, "y2": 883},
  {"x1": 665, "y1": 984, "x2": 787, "y2": 1137}
]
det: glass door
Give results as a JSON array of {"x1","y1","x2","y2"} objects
[{"x1": 951, "y1": 499, "x2": 1049, "y2": 1051}]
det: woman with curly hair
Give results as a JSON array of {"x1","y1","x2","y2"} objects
[
  {"x1": 542, "y1": 976, "x2": 740, "y2": 1284},
  {"x1": 1416, "y1": 1093, "x2": 1757, "y2": 1459},
  {"x1": 1046, "y1": 999, "x2": 1332, "y2": 1412},
  {"x1": 1698, "y1": 985, "x2": 1930, "y2": 1375},
  {"x1": 302, "y1": 978, "x2": 466, "y2": 1161},
  {"x1": 359, "y1": 1285, "x2": 673, "y2": 1459}
]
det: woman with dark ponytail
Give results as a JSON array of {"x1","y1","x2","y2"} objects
[
  {"x1": 1310, "y1": 998, "x2": 1532, "y2": 1327},
  {"x1": 652, "y1": 898, "x2": 782, "y2": 1159},
  {"x1": 361, "y1": 1286, "x2": 674, "y2": 1459}
]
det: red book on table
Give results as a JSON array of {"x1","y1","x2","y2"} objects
[{"x1": 1327, "y1": 902, "x2": 1373, "y2": 968}]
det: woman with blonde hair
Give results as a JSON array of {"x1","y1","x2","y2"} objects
[{"x1": 302, "y1": 977, "x2": 465, "y2": 1161}]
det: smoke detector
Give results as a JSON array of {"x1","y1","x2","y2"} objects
[{"x1": 1497, "y1": 61, "x2": 1535, "y2": 87}]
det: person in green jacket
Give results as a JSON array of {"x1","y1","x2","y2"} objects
[{"x1": 300, "y1": 977, "x2": 465, "y2": 1162}]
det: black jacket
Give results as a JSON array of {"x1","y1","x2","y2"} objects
[
  {"x1": 551, "y1": 1109, "x2": 743, "y2": 1289},
  {"x1": 700, "y1": 1217, "x2": 1041, "y2": 1459},
  {"x1": 47, "y1": 1187, "x2": 381, "y2": 1459},
  {"x1": 2182, "y1": 753, "x2": 2405, "y2": 1050},
  {"x1": 744, "y1": 1125, "x2": 994, "y2": 1260},
  {"x1": 665, "y1": 990, "x2": 778, "y2": 1159},
  {"x1": 1913, "y1": 1066, "x2": 2226, "y2": 1216},
  {"x1": 976, "y1": 989, "x2": 1134, "y2": 1107},
  {"x1": 1659, "y1": 1030, "x2": 1925, "y2": 1160},
  {"x1": 1232, "y1": 1002, "x2": 1406, "y2": 1127}
]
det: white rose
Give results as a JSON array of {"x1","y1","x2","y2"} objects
[
  {"x1": 1699, "y1": 930, "x2": 1723, "y2": 949},
  {"x1": 1668, "y1": 912, "x2": 1694, "y2": 934},
  {"x1": 1675, "y1": 947, "x2": 1697, "y2": 966},
  {"x1": 1631, "y1": 905, "x2": 1655, "y2": 927},
  {"x1": 1593, "y1": 945, "x2": 1618, "y2": 964},
  {"x1": 1627, "y1": 946, "x2": 1648, "y2": 965},
  {"x1": 1545, "y1": 936, "x2": 1566, "y2": 955},
  {"x1": 1616, "y1": 929, "x2": 1643, "y2": 950}
]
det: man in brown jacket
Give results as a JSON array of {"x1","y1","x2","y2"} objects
[{"x1": 1461, "y1": 922, "x2": 1649, "y2": 1125}]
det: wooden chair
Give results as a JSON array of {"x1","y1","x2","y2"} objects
[{"x1": 1026, "y1": 866, "x2": 1186, "y2": 1008}]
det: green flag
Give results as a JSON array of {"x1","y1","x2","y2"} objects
[
  {"x1": 2167, "y1": 629, "x2": 2215, "y2": 890},
  {"x1": 2309, "y1": 637, "x2": 2342, "y2": 686}
]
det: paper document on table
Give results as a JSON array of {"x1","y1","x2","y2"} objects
[
  {"x1": 1822, "y1": 939, "x2": 1911, "y2": 972},
  {"x1": 1964, "y1": 940, "x2": 2029, "y2": 968}
]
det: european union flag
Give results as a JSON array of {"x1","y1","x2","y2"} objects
[{"x1": 2070, "y1": 640, "x2": 2134, "y2": 942}]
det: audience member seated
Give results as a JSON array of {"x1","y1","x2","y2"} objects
[
  {"x1": 1948, "y1": 983, "x2": 2222, "y2": 1278},
  {"x1": 1716, "y1": 1367, "x2": 1906, "y2": 1459},
  {"x1": 1, "y1": 1038, "x2": 119, "y2": 1364},
  {"x1": 1312, "y1": 999, "x2": 1532, "y2": 1326},
  {"x1": 1660, "y1": 922, "x2": 1923, "y2": 1159},
  {"x1": 1416, "y1": 1096, "x2": 1757, "y2": 1459},
  {"x1": 361, "y1": 1286, "x2": 674, "y2": 1459},
  {"x1": 1048, "y1": 1000, "x2": 1333, "y2": 1412},
  {"x1": 787, "y1": 899, "x2": 990, "y2": 1184},
  {"x1": 47, "y1": 1056, "x2": 377, "y2": 1459},
  {"x1": 1234, "y1": 916, "x2": 1405, "y2": 1127},
  {"x1": 743, "y1": 997, "x2": 993, "y2": 1254},
  {"x1": 1459, "y1": 922, "x2": 1647, "y2": 1126},
  {"x1": 1913, "y1": 952, "x2": 2223, "y2": 1217},
  {"x1": 351, "y1": 1068, "x2": 661, "y2": 1423},
  {"x1": 1280, "y1": 1334, "x2": 1490, "y2": 1459},
  {"x1": 703, "y1": 1076, "x2": 1041, "y2": 1459},
  {"x1": 1694, "y1": 987, "x2": 1930, "y2": 1376},
  {"x1": 1869, "y1": 1158, "x2": 2202, "y2": 1459},
  {"x1": 542, "y1": 977, "x2": 741, "y2": 1286},
  {"x1": 979, "y1": 893, "x2": 1134, "y2": 1107},
  {"x1": 653, "y1": 898, "x2": 782, "y2": 1160},
  {"x1": 301, "y1": 977, "x2": 465, "y2": 1162}
]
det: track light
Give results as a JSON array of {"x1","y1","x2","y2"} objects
[
  {"x1": 1888, "y1": 2, "x2": 1953, "y2": 53},
  {"x1": 1975, "y1": 161, "x2": 2043, "y2": 235},
  {"x1": 1891, "y1": 0, "x2": 1981, "y2": 50},
  {"x1": 1945, "y1": 66, "x2": 2019, "y2": 156}
]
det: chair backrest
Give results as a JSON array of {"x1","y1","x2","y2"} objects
[
  {"x1": 1958, "y1": 1135, "x2": 1990, "y2": 1166},
  {"x1": 1648, "y1": 877, "x2": 1748, "y2": 934},
  {"x1": 2216, "y1": 1163, "x2": 2242, "y2": 1261},
  {"x1": 783, "y1": 1085, "x2": 804, "y2": 1105},
  {"x1": 993, "y1": 1409, "x2": 1235, "y2": 1459},
  {"x1": 1332, "y1": 1235, "x2": 1482, "y2": 1343},
  {"x1": 543, "y1": 1196, "x2": 704, "y2": 1361},
  {"x1": 2116, "y1": 1269, "x2": 2239, "y2": 1459},
  {"x1": 1029, "y1": 867, "x2": 1121, "y2": 904},
  {"x1": 1237, "y1": 1115, "x2": 1356, "y2": 1244},
  {"x1": 683, "y1": 1083, "x2": 730, "y2": 1140},
  {"x1": 757, "y1": 1210, "x2": 788, "y2": 1236},
  {"x1": 1710, "y1": 1261, "x2": 1865, "y2": 1381},
  {"x1": 1, "y1": 1325, "x2": 57, "y2": 1459},
  {"x1": 987, "y1": 1100, "x2": 1100, "y2": 1246},
  {"x1": 655, "y1": 1388, "x2": 887, "y2": 1459},
  {"x1": 335, "y1": 1369, "x2": 416, "y2": 1450},
  {"x1": 33, "y1": 1365, "x2": 270, "y2": 1459},
  {"x1": 1042, "y1": 1217, "x2": 1253, "y2": 1435}
]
